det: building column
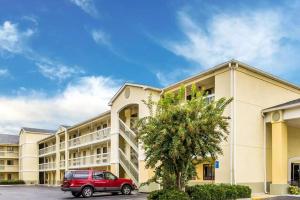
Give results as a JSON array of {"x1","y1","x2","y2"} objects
[
  {"x1": 64, "y1": 129, "x2": 69, "y2": 171},
  {"x1": 110, "y1": 111, "x2": 119, "y2": 176},
  {"x1": 270, "y1": 121, "x2": 288, "y2": 194},
  {"x1": 55, "y1": 134, "x2": 60, "y2": 185}
]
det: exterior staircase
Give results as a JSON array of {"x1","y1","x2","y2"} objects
[{"x1": 118, "y1": 118, "x2": 139, "y2": 185}]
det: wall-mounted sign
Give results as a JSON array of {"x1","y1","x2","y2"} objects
[{"x1": 215, "y1": 161, "x2": 219, "y2": 169}]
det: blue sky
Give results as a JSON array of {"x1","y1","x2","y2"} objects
[{"x1": 1, "y1": 0, "x2": 300, "y2": 134}]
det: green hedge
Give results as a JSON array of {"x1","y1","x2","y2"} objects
[
  {"x1": 148, "y1": 184, "x2": 251, "y2": 200},
  {"x1": 148, "y1": 189, "x2": 190, "y2": 200},
  {"x1": 0, "y1": 180, "x2": 25, "y2": 185},
  {"x1": 289, "y1": 186, "x2": 300, "y2": 195},
  {"x1": 186, "y1": 184, "x2": 251, "y2": 200}
]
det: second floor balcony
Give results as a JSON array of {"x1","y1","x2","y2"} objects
[
  {"x1": 68, "y1": 127, "x2": 111, "y2": 149},
  {"x1": 68, "y1": 153, "x2": 110, "y2": 169},
  {"x1": 0, "y1": 151, "x2": 19, "y2": 158},
  {"x1": 39, "y1": 145, "x2": 56, "y2": 156},
  {"x1": 39, "y1": 162, "x2": 56, "y2": 171},
  {"x1": 0, "y1": 165, "x2": 19, "y2": 172}
]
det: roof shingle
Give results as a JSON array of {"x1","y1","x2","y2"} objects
[{"x1": 0, "y1": 134, "x2": 19, "y2": 144}]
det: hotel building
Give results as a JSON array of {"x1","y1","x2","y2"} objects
[{"x1": 1, "y1": 60, "x2": 300, "y2": 195}]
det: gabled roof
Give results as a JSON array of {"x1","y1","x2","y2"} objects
[
  {"x1": 21, "y1": 127, "x2": 56, "y2": 134},
  {"x1": 67, "y1": 110, "x2": 111, "y2": 131},
  {"x1": 263, "y1": 98, "x2": 300, "y2": 113},
  {"x1": 164, "y1": 59, "x2": 300, "y2": 91},
  {"x1": 0, "y1": 134, "x2": 19, "y2": 144},
  {"x1": 108, "y1": 83, "x2": 162, "y2": 106}
]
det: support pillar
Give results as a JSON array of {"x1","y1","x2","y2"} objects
[
  {"x1": 270, "y1": 121, "x2": 288, "y2": 195},
  {"x1": 55, "y1": 134, "x2": 60, "y2": 185}
]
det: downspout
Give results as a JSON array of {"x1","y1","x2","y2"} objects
[
  {"x1": 262, "y1": 112, "x2": 268, "y2": 194},
  {"x1": 229, "y1": 62, "x2": 237, "y2": 185}
]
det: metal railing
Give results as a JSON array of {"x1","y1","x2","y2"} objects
[
  {"x1": 68, "y1": 153, "x2": 110, "y2": 169},
  {"x1": 68, "y1": 127, "x2": 111, "y2": 149},
  {"x1": 0, "y1": 151, "x2": 19, "y2": 158},
  {"x1": 0, "y1": 165, "x2": 19, "y2": 172},
  {"x1": 39, "y1": 145, "x2": 56, "y2": 156},
  {"x1": 60, "y1": 160, "x2": 65, "y2": 168},
  {"x1": 119, "y1": 119, "x2": 138, "y2": 152},
  {"x1": 39, "y1": 162, "x2": 56, "y2": 171},
  {"x1": 119, "y1": 148, "x2": 138, "y2": 184}
]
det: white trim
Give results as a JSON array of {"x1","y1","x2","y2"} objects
[{"x1": 263, "y1": 103, "x2": 300, "y2": 113}]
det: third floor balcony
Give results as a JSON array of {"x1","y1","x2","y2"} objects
[
  {"x1": 68, "y1": 127, "x2": 110, "y2": 149},
  {"x1": 39, "y1": 145, "x2": 56, "y2": 156}
]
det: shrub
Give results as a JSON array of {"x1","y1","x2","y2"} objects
[
  {"x1": 0, "y1": 180, "x2": 25, "y2": 185},
  {"x1": 148, "y1": 189, "x2": 190, "y2": 200},
  {"x1": 186, "y1": 184, "x2": 251, "y2": 200},
  {"x1": 289, "y1": 185, "x2": 300, "y2": 195}
]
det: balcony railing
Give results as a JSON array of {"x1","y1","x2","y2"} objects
[
  {"x1": 205, "y1": 94, "x2": 215, "y2": 103},
  {"x1": 119, "y1": 149, "x2": 138, "y2": 184},
  {"x1": 60, "y1": 142, "x2": 65, "y2": 150},
  {"x1": 68, "y1": 127, "x2": 110, "y2": 149},
  {"x1": 68, "y1": 153, "x2": 110, "y2": 169},
  {"x1": 0, "y1": 165, "x2": 19, "y2": 172},
  {"x1": 60, "y1": 160, "x2": 65, "y2": 168},
  {"x1": 39, "y1": 162, "x2": 56, "y2": 171},
  {"x1": 39, "y1": 145, "x2": 56, "y2": 156},
  {"x1": 0, "y1": 151, "x2": 19, "y2": 158},
  {"x1": 119, "y1": 119, "x2": 138, "y2": 152}
]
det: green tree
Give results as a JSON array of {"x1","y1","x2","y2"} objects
[{"x1": 136, "y1": 85, "x2": 232, "y2": 191}]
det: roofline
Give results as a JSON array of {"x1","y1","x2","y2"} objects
[
  {"x1": 0, "y1": 143, "x2": 19, "y2": 145},
  {"x1": 20, "y1": 128, "x2": 54, "y2": 135},
  {"x1": 263, "y1": 102, "x2": 300, "y2": 113},
  {"x1": 163, "y1": 59, "x2": 300, "y2": 92},
  {"x1": 108, "y1": 83, "x2": 162, "y2": 106},
  {"x1": 67, "y1": 110, "x2": 111, "y2": 131}
]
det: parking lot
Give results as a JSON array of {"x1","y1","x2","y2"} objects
[{"x1": 0, "y1": 186, "x2": 147, "y2": 200}]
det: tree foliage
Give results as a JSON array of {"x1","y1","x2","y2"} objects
[{"x1": 136, "y1": 85, "x2": 232, "y2": 190}]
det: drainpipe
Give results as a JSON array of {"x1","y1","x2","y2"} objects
[
  {"x1": 262, "y1": 112, "x2": 268, "y2": 194},
  {"x1": 230, "y1": 61, "x2": 237, "y2": 185}
]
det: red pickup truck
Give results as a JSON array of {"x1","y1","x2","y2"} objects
[{"x1": 61, "y1": 170, "x2": 137, "y2": 198}]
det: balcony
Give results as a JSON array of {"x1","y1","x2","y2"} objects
[
  {"x1": 68, "y1": 153, "x2": 110, "y2": 169},
  {"x1": 68, "y1": 127, "x2": 111, "y2": 149},
  {"x1": 60, "y1": 142, "x2": 65, "y2": 151},
  {"x1": 0, "y1": 165, "x2": 19, "y2": 172},
  {"x1": 39, "y1": 145, "x2": 56, "y2": 156},
  {"x1": 60, "y1": 160, "x2": 65, "y2": 169},
  {"x1": 39, "y1": 162, "x2": 56, "y2": 171},
  {"x1": 0, "y1": 151, "x2": 19, "y2": 158}
]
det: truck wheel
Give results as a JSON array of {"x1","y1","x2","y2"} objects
[
  {"x1": 81, "y1": 186, "x2": 93, "y2": 198},
  {"x1": 121, "y1": 184, "x2": 132, "y2": 195}
]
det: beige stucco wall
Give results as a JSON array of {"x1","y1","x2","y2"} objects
[
  {"x1": 234, "y1": 67, "x2": 300, "y2": 192},
  {"x1": 19, "y1": 131, "x2": 52, "y2": 184}
]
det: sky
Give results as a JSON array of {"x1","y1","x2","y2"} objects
[{"x1": 1, "y1": 0, "x2": 300, "y2": 134}]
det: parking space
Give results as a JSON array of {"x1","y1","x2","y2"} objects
[{"x1": 0, "y1": 186, "x2": 147, "y2": 200}]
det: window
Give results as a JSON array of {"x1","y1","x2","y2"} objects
[
  {"x1": 7, "y1": 174, "x2": 12, "y2": 180},
  {"x1": 97, "y1": 126, "x2": 101, "y2": 130},
  {"x1": 102, "y1": 124, "x2": 107, "y2": 128},
  {"x1": 72, "y1": 171, "x2": 89, "y2": 179},
  {"x1": 102, "y1": 147, "x2": 108, "y2": 154},
  {"x1": 93, "y1": 172, "x2": 104, "y2": 180},
  {"x1": 7, "y1": 160, "x2": 13, "y2": 165},
  {"x1": 203, "y1": 164, "x2": 215, "y2": 180},
  {"x1": 104, "y1": 172, "x2": 116, "y2": 180},
  {"x1": 97, "y1": 148, "x2": 101, "y2": 154}
]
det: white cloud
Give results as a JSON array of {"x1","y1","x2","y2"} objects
[
  {"x1": 0, "y1": 21, "x2": 34, "y2": 54},
  {"x1": 0, "y1": 76, "x2": 121, "y2": 134},
  {"x1": 0, "y1": 68, "x2": 9, "y2": 77},
  {"x1": 91, "y1": 29, "x2": 111, "y2": 47},
  {"x1": 158, "y1": 4, "x2": 300, "y2": 86},
  {"x1": 70, "y1": 0, "x2": 99, "y2": 18},
  {"x1": 37, "y1": 63, "x2": 84, "y2": 81}
]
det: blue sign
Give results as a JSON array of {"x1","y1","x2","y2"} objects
[{"x1": 215, "y1": 161, "x2": 219, "y2": 169}]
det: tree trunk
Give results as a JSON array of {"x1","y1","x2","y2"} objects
[{"x1": 176, "y1": 172, "x2": 183, "y2": 191}]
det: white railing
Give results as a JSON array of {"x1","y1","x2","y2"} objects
[
  {"x1": 60, "y1": 160, "x2": 65, "y2": 168},
  {"x1": 68, "y1": 153, "x2": 110, "y2": 169},
  {"x1": 68, "y1": 127, "x2": 111, "y2": 149},
  {"x1": 0, "y1": 165, "x2": 19, "y2": 172},
  {"x1": 39, "y1": 145, "x2": 56, "y2": 156},
  {"x1": 119, "y1": 149, "x2": 138, "y2": 184},
  {"x1": 0, "y1": 151, "x2": 19, "y2": 158},
  {"x1": 119, "y1": 119, "x2": 138, "y2": 152},
  {"x1": 39, "y1": 162, "x2": 56, "y2": 171},
  {"x1": 205, "y1": 94, "x2": 215, "y2": 103},
  {"x1": 60, "y1": 142, "x2": 65, "y2": 150}
]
